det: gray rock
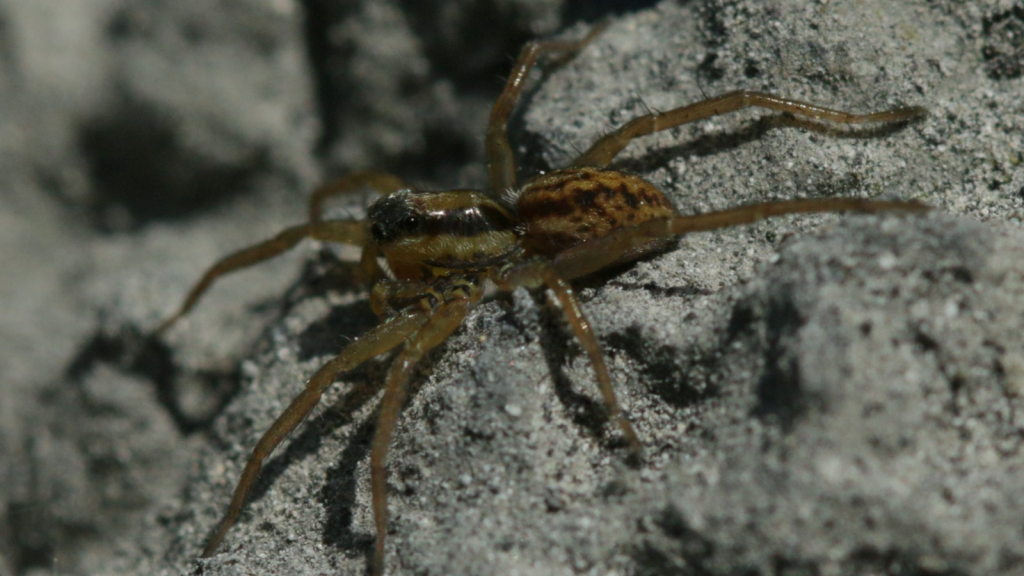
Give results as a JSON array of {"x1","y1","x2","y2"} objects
[{"x1": 2, "y1": 0, "x2": 1023, "y2": 575}]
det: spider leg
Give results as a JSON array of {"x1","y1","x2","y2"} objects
[
  {"x1": 309, "y1": 170, "x2": 408, "y2": 223},
  {"x1": 156, "y1": 220, "x2": 369, "y2": 334},
  {"x1": 495, "y1": 198, "x2": 927, "y2": 461},
  {"x1": 570, "y1": 90, "x2": 927, "y2": 168},
  {"x1": 370, "y1": 278, "x2": 435, "y2": 318},
  {"x1": 547, "y1": 198, "x2": 930, "y2": 282},
  {"x1": 370, "y1": 298, "x2": 471, "y2": 576},
  {"x1": 307, "y1": 171, "x2": 407, "y2": 285},
  {"x1": 495, "y1": 266, "x2": 643, "y2": 459},
  {"x1": 486, "y1": 21, "x2": 609, "y2": 198},
  {"x1": 200, "y1": 311, "x2": 429, "y2": 559}
]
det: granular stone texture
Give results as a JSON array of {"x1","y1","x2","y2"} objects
[{"x1": 1, "y1": 1, "x2": 1022, "y2": 575}]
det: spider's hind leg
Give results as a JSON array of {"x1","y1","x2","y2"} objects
[
  {"x1": 570, "y1": 90, "x2": 926, "y2": 168},
  {"x1": 495, "y1": 265, "x2": 643, "y2": 460},
  {"x1": 486, "y1": 21, "x2": 609, "y2": 198},
  {"x1": 544, "y1": 197, "x2": 931, "y2": 283}
]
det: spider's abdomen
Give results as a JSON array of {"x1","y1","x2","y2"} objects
[
  {"x1": 517, "y1": 167, "x2": 676, "y2": 257},
  {"x1": 367, "y1": 188, "x2": 519, "y2": 280}
]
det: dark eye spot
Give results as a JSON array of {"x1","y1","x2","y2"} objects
[
  {"x1": 400, "y1": 215, "x2": 421, "y2": 232},
  {"x1": 370, "y1": 222, "x2": 387, "y2": 242}
]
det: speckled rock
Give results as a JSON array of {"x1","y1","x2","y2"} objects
[{"x1": 2, "y1": 1, "x2": 1023, "y2": 575}]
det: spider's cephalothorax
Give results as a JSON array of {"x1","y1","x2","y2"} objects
[
  {"x1": 366, "y1": 187, "x2": 519, "y2": 280},
  {"x1": 157, "y1": 22, "x2": 928, "y2": 576}
]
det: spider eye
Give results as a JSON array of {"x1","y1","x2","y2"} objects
[
  {"x1": 366, "y1": 190, "x2": 428, "y2": 244},
  {"x1": 399, "y1": 215, "x2": 421, "y2": 232},
  {"x1": 370, "y1": 222, "x2": 387, "y2": 242}
]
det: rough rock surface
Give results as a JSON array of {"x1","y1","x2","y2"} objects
[{"x1": 1, "y1": 1, "x2": 1023, "y2": 576}]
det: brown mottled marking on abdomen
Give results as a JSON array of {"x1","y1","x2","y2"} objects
[{"x1": 517, "y1": 167, "x2": 676, "y2": 256}]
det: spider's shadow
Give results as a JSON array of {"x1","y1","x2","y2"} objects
[
  {"x1": 201, "y1": 255, "x2": 389, "y2": 558},
  {"x1": 211, "y1": 300, "x2": 386, "y2": 547},
  {"x1": 268, "y1": 250, "x2": 379, "y2": 361},
  {"x1": 614, "y1": 113, "x2": 922, "y2": 176},
  {"x1": 531, "y1": 289, "x2": 634, "y2": 453},
  {"x1": 220, "y1": 275, "x2": 448, "y2": 564}
]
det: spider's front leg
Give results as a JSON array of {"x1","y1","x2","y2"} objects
[
  {"x1": 368, "y1": 296, "x2": 471, "y2": 576},
  {"x1": 200, "y1": 310, "x2": 428, "y2": 558},
  {"x1": 157, "y1": 170, "x2": 411, "y2": 335},
  {"x1": 308, "y1": 170, "x2": 408, "y2": 223},
  {"x1": 155, "y1": 219, "x2": 371, "y2": 334}
]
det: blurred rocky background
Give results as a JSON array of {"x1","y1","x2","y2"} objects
[{"x1": 1, "y1": 1, "x2": 1021, "y2": 575}]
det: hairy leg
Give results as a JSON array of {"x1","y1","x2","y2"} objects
[
  {"x1": 200, "y1": 311, "x2": 429, "y2": 558},
  {"x1": 309, "y1": 170, "x2": 408, "y2": 223},
  {"x1": 486, "y1": 22, "x2": 608, "y2": 199},
  {"x1": 570, "y1": 90, "x2": 926, "y2": 168},
  {"x1": 547, "y1": 198, "x2": 930, "y2": 282},
  {"x1": 495, "y1": 198, "x2": 927, "y2": 457},
  {"x1": 495, "y1": 266, "x2": 642, "y2": 459},
  {"x1": 157, "y1": 220, "x2": 369, "y2": 334},
  {"x1": 369, "y1": 278, "x2": 435, "y2": 318},
  {"x1": 369, "y1": 298, "x2": 471, "y2": 576}
]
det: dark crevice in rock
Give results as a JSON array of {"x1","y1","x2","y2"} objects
[
  {"x1": 298, "y1": 0, "x2": 355, "y2": 155},
  {"x1": 64, "y1": 323, "x2": 239, "y2": 435},
  {"x1": 752, "y1": 293, "x2": 807, "y2": 432},
  {"x1": 606, "y1": 327, "x2": 716, "y2": 409},
  {"x1": 77, "y1": 97, "x2": 268, "y2": 232},
  {"x1": 562, "y1": 0, "x2": 664, "y2": 24},
  {"x1": 982, "y1": 5, "x2": 1024, "y2": 81}
]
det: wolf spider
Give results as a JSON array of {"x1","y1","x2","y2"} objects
[{"x1": 157, "y1": 22, "x2": 927, "y2": 576}]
